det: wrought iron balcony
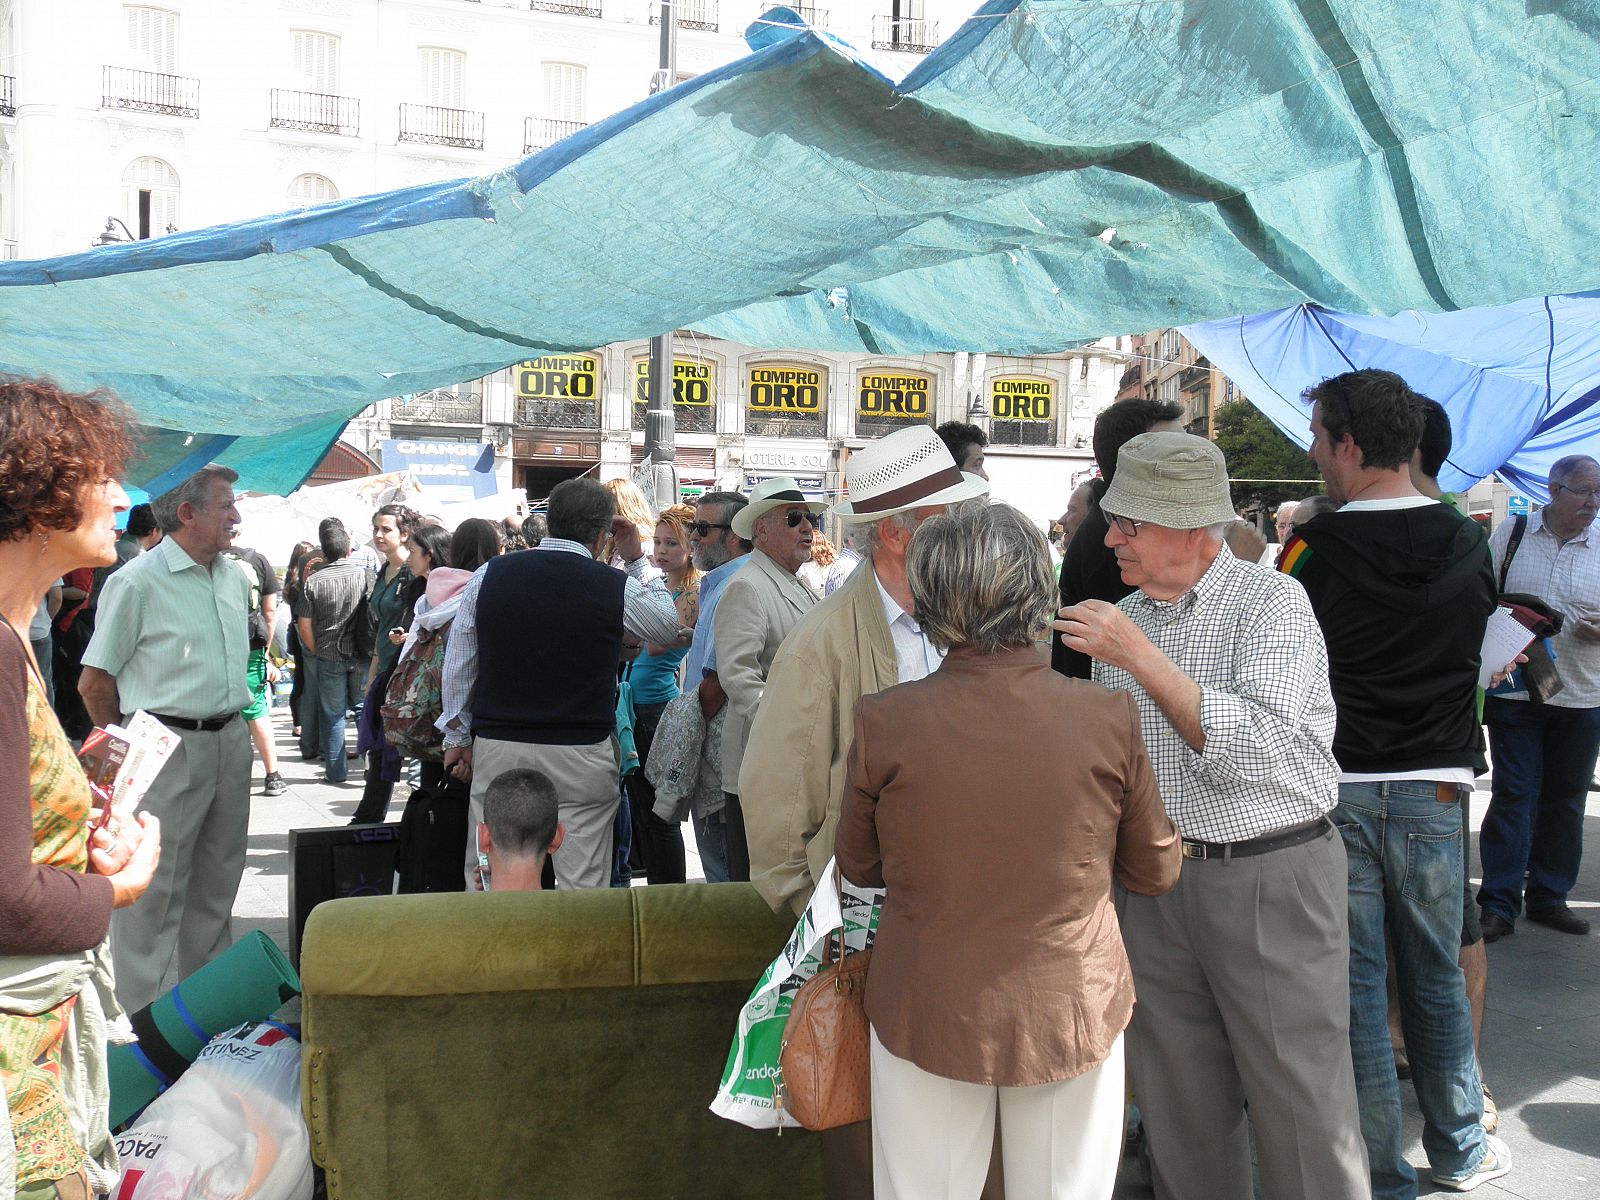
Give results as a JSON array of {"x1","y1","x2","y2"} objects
[
  {"x1": 0, "y1": 75, "x2": 13, "y2": 118},
  {"x1": 790, "y1": 5, "x2": 828, "y2": 28},
  {"x1": 530, "y1": 0, "x2": 602, "y2": 14},
  {"x1": 524, "y1": 116, "x2": 588, "y2": 154},
  {"x1": 652, "y1": 1, "x2": 718, "y2": 33},
  {"x1": 871, "y1": 15, "x2": 938, "y2": 52},
  {"x1": 390, "y1": 390, "x2": 484, "y2": 424},
  {"x1": 270, "y1": 89, "x2": 359, "y2": 137},
  {"x1": 103, "y1": 66, "x2": 199, "y2": 118},
  {"x1": 398, "y1": 102, "x2": 484, "y2": 150}
]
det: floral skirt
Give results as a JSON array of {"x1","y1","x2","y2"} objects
[{"x1": 1, "y1": 995, "x2": 83, "y2": 1187}]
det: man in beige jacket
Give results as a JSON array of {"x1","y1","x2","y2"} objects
[{"x1": 740, "y1": 425, "x2": 988, "y2": 1200}]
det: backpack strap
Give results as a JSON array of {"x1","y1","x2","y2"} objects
[{"x1": 1497, "y1": 514, "x2": 1528, "y2": 593}]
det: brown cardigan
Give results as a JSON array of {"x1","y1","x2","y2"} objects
[{"x1": 835, "y1": 644, "x2": 1179, "y2": 1087}]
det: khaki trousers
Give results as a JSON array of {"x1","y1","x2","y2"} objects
[
  {"x1": 111, "y1": 718, "x2": 251, "y2": 1011},
  {"x1": 869, "y1": 1027, "x2": 1123, "y2": 1200},
  {"x1": 466, "y1": 735, "x2": 620, "y2": 890}
]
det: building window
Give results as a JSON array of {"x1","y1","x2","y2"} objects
[
  {"x1": 855, "y1": 367, "x2": 933, "y2": 439},
  {"x1": 122, "y1": 156, "x2": 178, "y2": 238},
  {"x1": 542, "y1": 62, "x2": 586, "y2": 123},
  {"x1": 288, "y1": 173, "x2": 338, "y2": 208},
  {"x1": 292, "y1": 30, "x2": 339, "y2": 94},
  {"x1": 419, "y1": 46, "x2": 466, "y2": 109},
  {"x1": 745, "y1": 361, "x2": 827, "y2": 439},
  {"x1": 1158, "y1": 373, "x2": 1180, "y2": 409},
  {"x1": 125, "y1": 5, "x2": 177, "y2": 73},
  {"x1": 987, "y1": 376, "x2": 1058, "y2": 448}
]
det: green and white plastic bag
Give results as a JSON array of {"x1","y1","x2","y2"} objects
[{"x1": 710, "y1": 858, "x2": 882, "y2": 1130}]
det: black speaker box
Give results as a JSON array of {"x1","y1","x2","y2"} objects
[{"x1": 287, "y1": 822, "x2": 402, "y2": 969}]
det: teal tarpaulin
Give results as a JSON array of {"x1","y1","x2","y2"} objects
[{"x1": 6, "y1": 2, "x2": 1600, "y2": 493}]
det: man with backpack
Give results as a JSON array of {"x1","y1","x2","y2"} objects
[{"x1": 296, "y1": 522, "x2": 373, "y2": 784}]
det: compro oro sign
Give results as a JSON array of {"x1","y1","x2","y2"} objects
[
  {"x1": 856, "y1": 369, "x2": 932, "y2": 420},
  {"x1": 516, "y1": 354, "x2": 600, "y2": 401},
  {"x1": 633, "y1": 358, "x2": 715, "y2": 407},
  {"x1": 989, "y1": 376, "x2": 1055, "y2": 422},
  {"x1": 747, "y1": 363, "x2": 824, "y2": 413}
]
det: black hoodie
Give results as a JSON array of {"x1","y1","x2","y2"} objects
[{"x1": 1282, "y1": 501, "x2": 1494, "y2": 774}]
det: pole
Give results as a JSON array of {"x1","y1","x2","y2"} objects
[{"x1": 642, "y1": 2, "x2": 679, "y2": 511}]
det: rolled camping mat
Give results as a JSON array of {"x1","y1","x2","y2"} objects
[{"x1": 108, "y1": 930, "x2": 302, "y2": 1127}]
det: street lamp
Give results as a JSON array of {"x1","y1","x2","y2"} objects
[{"x1": 92, "y1": 217, "x2": 138, "y2": 246}]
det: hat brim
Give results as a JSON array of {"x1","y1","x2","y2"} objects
[
  {"x1": 1099, "y1": 478, "x2": 1237, "y2": 530},
  {"x1": 731, "y1": 497, "x2": 828, "y2": 539},
  {"x1": 831, "y1": 472, "x2": 990, "y2": 523}
]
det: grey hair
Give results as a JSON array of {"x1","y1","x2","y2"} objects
[
  {"x1": 151, "y1": 464, "x2": 239, "y2": 533},
  {"x1": 1202, "y1": 520, "x2": 1232, "y2": 544},
  {"x1": 906, "y1": 501, "x2": 1057, "y2": 654},
  {"x1": 1550, "y1": 454, "x2": 1599, "y2": 487},
  {"x1": 850, "y1": 510, "x2": 917, "y2": 558}
]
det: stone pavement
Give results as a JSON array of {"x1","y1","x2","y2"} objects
[{"x1": 233, "y1": 713, "x2": 1598, "y2": 1197}]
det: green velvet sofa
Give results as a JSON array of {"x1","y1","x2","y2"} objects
[{"x1": 299, "y1": 883, "x2": 823, "y2": 1199}]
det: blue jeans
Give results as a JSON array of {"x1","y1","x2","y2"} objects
[
  {"x1": 315, "y1": 656, "x2": 364, "y2": 783},
  {"x1": 297, "y1": 654, "x2": 323, "y2": 758},
  {"x1": 693, "y1": 809, "x2": 730, "y2": 884},
  {"x1": 1479, "y1": 697, "x2": 1600, "y2": 920},
  {"x1": 1336, "y1": 781, "x2": 1485, "y2": 1198}
]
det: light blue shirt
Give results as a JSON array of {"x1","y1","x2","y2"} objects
[{"x1": 685, "y1": 555, "x2": 749, "y2": 683}]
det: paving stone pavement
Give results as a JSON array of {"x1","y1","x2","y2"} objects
[{"x1": 232, "y1": 712, "x2": 1597, "y2": 1196}]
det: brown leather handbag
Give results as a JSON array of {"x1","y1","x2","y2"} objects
[{"x1": 778, "y1": 925, "x2": 873, "y2": 1130}]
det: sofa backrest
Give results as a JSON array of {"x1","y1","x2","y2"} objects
[{"x1": 300, "y1": 882, "x2": 822, "y2": 1199}]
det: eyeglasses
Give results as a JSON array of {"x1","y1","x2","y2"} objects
[
  {"x1": 1552, "y1": 482, "x2": 1600, "y2": 502},
  {"x1": 783, "y1": 509, "x2": 816, "y2": 528},
  {"x1": 690, "y1": 521, "x2": 732, "y2": 537},
  {"x1": 1106, "y1": 512, "x2": 1147, "y2": 538}
]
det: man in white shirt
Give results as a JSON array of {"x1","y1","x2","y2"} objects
[{"x1": 1478, "y1": 454, "x2": 1600, "y2": 939}]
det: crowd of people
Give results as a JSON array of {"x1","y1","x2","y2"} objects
[{"x1": 3, "y1": 366, "x2": 1598, "y2": 1200}]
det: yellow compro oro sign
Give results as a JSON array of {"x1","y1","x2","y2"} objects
[
  {"x1": 989, "y1": 375, "x2": 1055, "y2": 422},
  {"x1": 633, "y1": 358, "x2": 714, "y2": 407},
  {"x1": 857, "y1": 369, "x2": 932, "y2": 420},
  {"x1": 516, "y1": 354, "x2": 600, "y2": 401},
  {"x1": 747, "y1": 362, "x2": 825, "y2": 413}
]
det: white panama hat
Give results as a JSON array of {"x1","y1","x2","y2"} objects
[
  {"x1": 730, "y1": 476, "x2": 828, "y2": 539},
  {"x1": 831, "y1": 425, "x2": 990, "y2": 522}
]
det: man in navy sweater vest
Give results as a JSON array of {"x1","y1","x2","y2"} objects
[{"x1": 439, "y1": 478, "x2": 684, "y2": 889}]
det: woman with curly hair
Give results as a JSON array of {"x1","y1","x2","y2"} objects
[
  {"x1": 0, "y1": 377, "x2": 163, "y2": 1199},
  {"x1": 350, "y1": 502, "x2": 419, "y2": 824}
]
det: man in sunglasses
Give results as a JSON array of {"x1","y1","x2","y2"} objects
[
  {"x1": 711, "y1": 477, "x2": 824, "y2": 881},
  {"x1": 1055, "y1": 431, "x2": 1368, "y2": 1200},
  {"x1": 1478, "y1": 452, "x2": 1600, "y2": 942}
]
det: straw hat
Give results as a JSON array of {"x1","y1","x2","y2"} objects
[
  {"x1": 830, "y1": 426, "x2": 989, "y2": 522},
  {"x1": 1100, "y1": 432, "x2": 1237, "y2": 530},
  {"x1": 730, "y1": 476, "x2": 827, "y2": 539}
]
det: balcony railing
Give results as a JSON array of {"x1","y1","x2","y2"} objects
[
  {"x1": 871, "y1": 15, "x2": 938, "y2": 52},
  {"x1": 524, "y1": 116, "x2": 588, "y2": 153},
  {"x1": 390, "y1": 390, "x2": 484, "y2": 424},
  {"x1": 270, "y1": 89, "x2": 359, "y2": 136},
  {"x1": 652, "y1": 1, "x2": 718, "y2": 32},
  {"x1": 398, "y1": 102, "x2": 484, "y2": 150},
  {"x1": 0, "y1": 75, "x2": 13, "y2": 118},
  {"x1": 103, "y1": 66, "x2": 199, "y2": 118},
  {"x1": 791, "y1": 5, "x2": 828, "y2": 28},
  {"x1": 530, "y1": 0, "x2": 602, "y2": 14}
]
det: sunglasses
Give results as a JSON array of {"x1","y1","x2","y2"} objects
[
  {"x1": 782, "y1": 509, "x2": 816, "y2": 528},
  {"x1": 690, "y1": 521, "x2": 731, "y2": 537}
]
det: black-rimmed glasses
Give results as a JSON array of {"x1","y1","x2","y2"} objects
[
  {"x1": 1552, "y1": 481, "x2": 1600, "y2": 502},
  {"x1": 1106, "y1": 512, "x2": 1147, "y2": 538}
]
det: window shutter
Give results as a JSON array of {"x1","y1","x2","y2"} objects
[
  {"x1": 293, "y1": 31, "x2": 339, "y2": 94},
  {"x1": 125, "y1": 6, "x2": 177, "y2": 73},
  {"x1": 419, "y1": 47, "x2": 465, "y2": 109},
  {"x1": 289, "y1": 173, "x2": 339, "y2": 208},
  {"x1": 541, "y1": 63, "x2": 585, "y2": 122}
]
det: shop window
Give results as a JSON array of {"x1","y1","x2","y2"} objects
[{"x1": 745, "y1": 361, "x2": 826, "y2": 438}]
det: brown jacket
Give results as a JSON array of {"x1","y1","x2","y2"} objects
[{"x1": 835, "y1": 644, "x2": 1179, "y2": 1087}]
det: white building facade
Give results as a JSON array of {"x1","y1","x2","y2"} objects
[{"x1": 0, "y1": 0, "x2": 1121, "y2": 526}]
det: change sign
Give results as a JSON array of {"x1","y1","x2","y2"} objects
[
  {"x1": 634, "y1": 358, "x2": 714, "y2": 407},
  {"x1": 857, "y1": 371, "x2": 930, "y2": 419},
  {"x1": 990, "y1": 376, "x2": 1055, "y2": 422},
  {"x1": 747, "y1": 363, "x2": 823, "y2": 413},
  {"x1": 517, "y1": 354, "x2": 599, "y2": 401}
]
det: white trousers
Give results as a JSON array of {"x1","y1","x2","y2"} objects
[
  {"x1": 466, "y1": 735, "x2": 620, "y2": 890},
  {"x1": 869, "y1": 1026, "x2": 1124, "y2": 1200}
]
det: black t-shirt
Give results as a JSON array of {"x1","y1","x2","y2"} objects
[
  {"x1": 227, "y1": 547, "x2": 282, "y2": 650},
  {"x1": 1050, "y1": 480, "x2": 1135, "y2": 679}
]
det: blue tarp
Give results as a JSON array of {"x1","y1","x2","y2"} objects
[
  {"x1": 1183, "y1": 294, "x2": 1600, "y2": 502},
  {"x1": 5, "y1": 2, "x2": 1600, "y2": 493}
]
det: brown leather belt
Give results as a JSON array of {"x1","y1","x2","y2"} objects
[
  {"x1": 151, "y1": 712, "x2": 237, "y2": 733},
  {"x1": 1180, "y1": 817, "x2": 1332, "y2": 862}
]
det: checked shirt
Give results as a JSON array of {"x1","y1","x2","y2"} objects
[{"x1": 1092, "y1": 545, "x2": 1340, "y2": 843}]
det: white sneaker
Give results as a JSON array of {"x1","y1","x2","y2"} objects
[{"x1": 1432, "y1": 1134, "x2": 1512, "y2": 1192}]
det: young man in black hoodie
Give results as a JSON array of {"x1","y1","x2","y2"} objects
[{"x1": 1282, "y1": 369, "x2": 1508, "y2": 1197}]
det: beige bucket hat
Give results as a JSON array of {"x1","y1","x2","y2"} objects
[
  {"x1": 1100, "y1": 431, "x2": 1237, "y2": 529},
  {"x1": 830, "y1": 425, "x2": 990, "y2": 522},
  {"x1": 730, "y1": 476, "x2": 827, "y2": 539}
]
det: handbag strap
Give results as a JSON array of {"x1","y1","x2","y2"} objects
[{"x1": 1498, "y1": 513, "x2": 1528, "y2": 593}]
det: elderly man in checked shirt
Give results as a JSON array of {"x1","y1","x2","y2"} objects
[{"x1": 1056, "y1": 432, "x2": 1368, "y2": 1200}]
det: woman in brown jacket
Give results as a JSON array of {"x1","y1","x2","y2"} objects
[{"x1": 835, "y1": 501, "x2": 1180, "y2": 1200}]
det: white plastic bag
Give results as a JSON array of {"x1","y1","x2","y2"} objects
[{"x1": 114, "y1": 1021, "x2": 312, "y2": 1200}]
